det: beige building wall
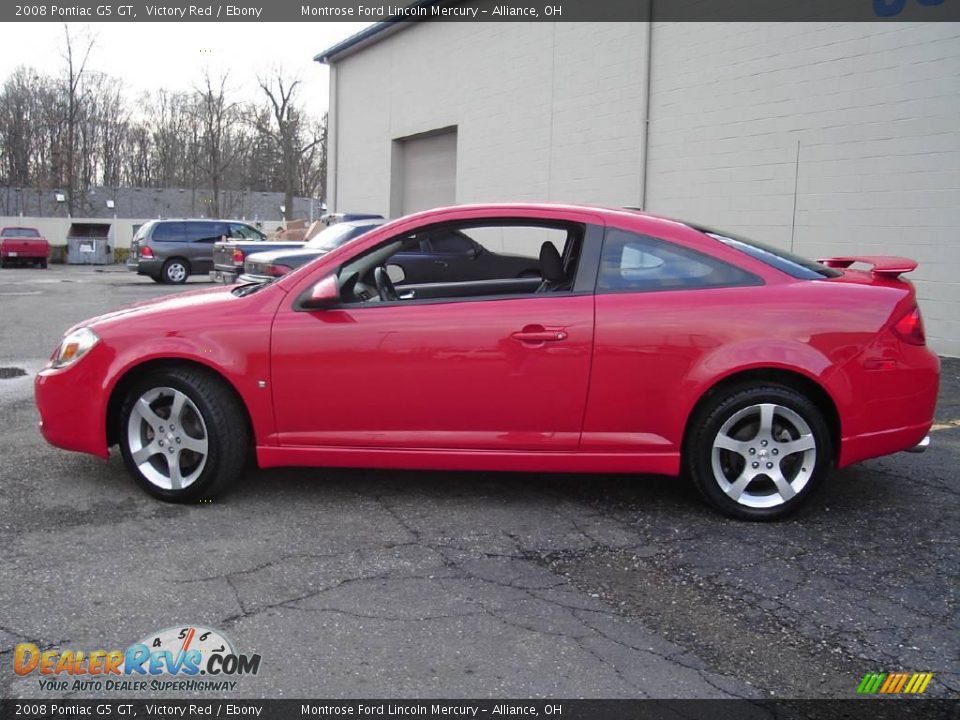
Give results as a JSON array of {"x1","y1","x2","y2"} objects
[
  {"x1": 0, "y1": 217, "x2": 285, "y2": 250},
  {"x1": 325, "y1": 20, "x2": 960, "y2": 355}
]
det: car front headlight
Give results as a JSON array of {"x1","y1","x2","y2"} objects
[{"x1": 51, "y1": 327, "x2": 100, "y2": 369}]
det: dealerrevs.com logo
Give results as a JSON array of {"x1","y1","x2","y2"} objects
[{"x1": 14, "y1": 625, "x2": 260, "y2": 692}]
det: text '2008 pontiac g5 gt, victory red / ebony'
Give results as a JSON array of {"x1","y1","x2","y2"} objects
[{"x1": 35, "y1": 205, "x2": 939, "y2": 520}]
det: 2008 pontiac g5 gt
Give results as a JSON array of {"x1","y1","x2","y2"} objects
[{"x1": 35, "y1": 204, "x2": 939, "y2": 520}]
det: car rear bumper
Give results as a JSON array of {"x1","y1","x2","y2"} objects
[
  {"x1": 210, "y1": 267, "x2": 240, "y2": 284},
  {"x1": 1, "y1": 250, "x2": 47, "y2": 259},
  {"x1": 128, "y1": 258, "x2": 163, "y2": 276}
]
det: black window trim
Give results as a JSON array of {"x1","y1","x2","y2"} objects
[{"x1": 293, "y1": 219, "x2": 605, "y2": 312}]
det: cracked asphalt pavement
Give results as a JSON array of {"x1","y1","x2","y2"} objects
[{"x1": 0, "y1": 265, "x2": 957, "y2": 700}]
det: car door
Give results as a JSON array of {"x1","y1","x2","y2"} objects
[
  {"x1": 185, "y1": 221, "x2": 228, "y2": 273},
  {"x1": 269, "y1": 218, "x2": 602, "y2": 452}
]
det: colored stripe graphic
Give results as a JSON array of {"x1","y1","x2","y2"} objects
[
  {"x1": 858, "y1": 672, "x2": 933, "y2": 694},
  {"x1": 857, "y1": 673, "x2": 886, "y2": 694}
]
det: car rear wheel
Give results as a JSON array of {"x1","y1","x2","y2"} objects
[
  {"x1": 686, "y1": 384, "x2": 832, "y2": 520},
  {"x1": 118, "y1": 368, "x2": 248, "y2": 502},
  {"x1": 161, "y1": 258, "x2": 189, "y2": 284}
]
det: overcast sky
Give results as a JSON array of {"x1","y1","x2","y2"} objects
[{"x1": 0, "y1": 22, "x2": 374, "y2": 118}]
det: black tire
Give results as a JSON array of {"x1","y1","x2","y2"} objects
[
  {"x1": 161, "y1": 258, "x2": 189, "y2": 284},
  {"x1": 118, "y1": 367, "x2": 248, "y2": 502},
  {"x1": 40, "y1": 259, "x2": 48, "y2": 269},
  {"x1": 685, "y1": 383, "x2": 832, "y2": 521},
  {"x1": 0, "y1": 259, "x2": 6, "y2": 268}
]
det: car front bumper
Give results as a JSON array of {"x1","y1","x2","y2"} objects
[{"x1": 35, "y1": 348, "x2": 111, "y2": 459}]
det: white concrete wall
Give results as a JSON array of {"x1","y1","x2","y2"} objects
[{"x1": 327, "y1": 20, "x2": 960, "y2": 355}]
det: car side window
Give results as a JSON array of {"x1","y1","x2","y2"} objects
[
  {"x1": 150, "y1": 222, "x2": 185, "y2": 243},
  {"x1": 185, "y1": 222, "x2": 227, "y2": 244},
  {"x1": 336, "y1": 221, "x2": 581, "y2": 305},
  {"x1": 428, "y1": 231, "x2": 476, "y2": 254},
  {"x1": 229, "y1": 223, "x2": 264, "y2": 240},
  {"x1": 598, "y1": 228, "x2": 759, "y2": 292}
]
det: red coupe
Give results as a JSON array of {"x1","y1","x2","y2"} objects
[{"x1": 35, "y1": 205, "x2": 939, "y2": 519}]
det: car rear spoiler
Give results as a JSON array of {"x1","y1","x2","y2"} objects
[{"x1": 818, "y1": 255, "x2": 918, "y2": 279}]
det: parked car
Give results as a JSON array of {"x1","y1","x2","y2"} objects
[
  {"x1": 127, "y1": 219, "x2": 266, "y2": 284},
  {"x1": 217, "y1": 214, "x2": 387, "y2": 284},
  {"x1": 1, "y1": 226, "x2": 50, "y2": 268},
  {"x1": 35, "y1": 204, "x2": 939, "y2": 520},
  {"x1": 241, "y1": 218, "x2": 386, "y2": 283},
  {"x1": 212, "y1": 237, "x2": 309, "y2": 285}
]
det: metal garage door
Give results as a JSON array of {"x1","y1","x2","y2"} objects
[{"x1": 393, "y1": 128, "x2": 457, "y2": 216}]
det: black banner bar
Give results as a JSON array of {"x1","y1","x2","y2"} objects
[
  {"x1": 1, "y1": 699, "x2": 959, "y2": 720},
  {"x1": 2, "y1": 0, "x2": 960, "y2": 23}
]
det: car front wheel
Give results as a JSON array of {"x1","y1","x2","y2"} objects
[
  {"x1": 687, "y1": 384, "x2": 832, "y2": 520},
  {"x1": 118, "y1": 368, "x2": 248, "y2": 502}
]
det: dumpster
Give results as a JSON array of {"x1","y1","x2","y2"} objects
[{"x1": 66, "y1": 223, "x2": 114, "y2": 265}]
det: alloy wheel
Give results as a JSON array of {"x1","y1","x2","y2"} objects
[
  {"x1": 125, "y1": 386, "x2": 208, "y2": 490},
  {"x1": 710, "y1": 402, "x2": 817, "y2": 509}
]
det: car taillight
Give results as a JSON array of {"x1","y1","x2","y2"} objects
[
  {"x1": 265, "y1": 263, "x2": 291, "y2": 277},
  {"x1": 140, "y1": 246, "x2": 153, "y2": 259},
  {"x1": 232, "y1": 249, "x2": 244, "y2": 266},
  {"x1": 893, "y1": 305, "x2": 926, "y2": 346}
]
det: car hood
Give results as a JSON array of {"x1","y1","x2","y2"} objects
[{"x1": 66, "y1": 285, "x2": 249, "y2": 336}]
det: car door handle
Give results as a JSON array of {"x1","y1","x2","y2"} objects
[
  {"x1": 511, "y1": 326, "x2": 568, "y2": 343},
  {"x1": 434, "y1": 260, "x2": 448, "y2": 267}
]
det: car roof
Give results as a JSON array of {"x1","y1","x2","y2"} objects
[
  {"x1": 398, "y1": 202, "x2": 692, "y2": 232},
  {"x1": 152, "y1": 218, "x2": 257, "y2": 224}
]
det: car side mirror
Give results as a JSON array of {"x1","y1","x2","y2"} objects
[
  {"x1": 298, "y1": 273, "x2": 340, "y2": 310},
  {"x1": 386, "y1": 263, "x2": 405, "y2": 285}
]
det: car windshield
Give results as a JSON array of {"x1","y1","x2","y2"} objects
[
  {"x1": 693, "y1": 225, "x2": 842, "y2": 280},
  {"x1": 1, "y1": 227, "x2": 40, "y2": 238},
  {"x1": 305, "y1": 223, "x2": 365, "y2": 251}
]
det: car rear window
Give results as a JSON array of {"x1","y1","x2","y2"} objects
[
  {"x1": 1, "y1": 227, "x2": 40, "y2": 238},
  {"x1": 693, "y1": 225, "x2": 841, "y2": 279}
]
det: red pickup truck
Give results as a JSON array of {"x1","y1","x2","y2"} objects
[{"x1": 0, "y1": 227, "x2": 50, "y2": 268}]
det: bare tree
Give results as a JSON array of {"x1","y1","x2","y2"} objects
[
  {"x1": 61, "y1": 24, "x2": 96, "y2": 214},
  {"x1": 257, "y1": 69, "x2": 304, "y2": 220},
  {"x1": 299, "y1": 112, "x2": 327, "y2": 203},
  {"x1": 194, "y1": 70, "x2": 243, "y2": 218},
  {"x1": 0, "y1": 59, "x2": 329, "y2": 217}
]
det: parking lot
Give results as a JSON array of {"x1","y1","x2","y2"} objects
[{"x1": 0, "y1": 264, "x2": 957, "y2": 699}]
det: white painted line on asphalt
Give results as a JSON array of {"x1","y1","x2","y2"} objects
[{"x1": 0, "y1": 291, "x2": 43, "y2": 296}]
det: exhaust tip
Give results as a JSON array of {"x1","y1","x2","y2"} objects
[{"x1": 905, "y1": 435, "x2": 930, "y2": 454}]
